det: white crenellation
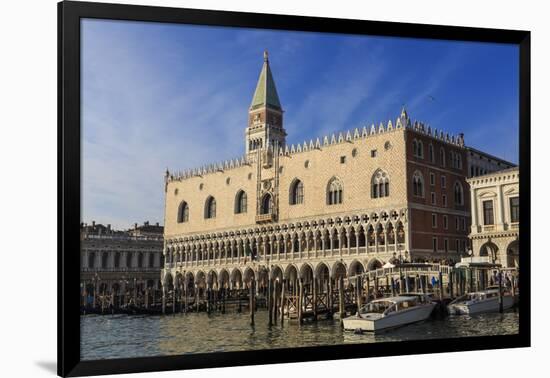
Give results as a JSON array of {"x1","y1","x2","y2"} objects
[{"x1": 167, "y1": 111, "x2": 466, "y2": 182}]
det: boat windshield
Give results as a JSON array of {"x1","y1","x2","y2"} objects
[{"x1": 360, "y1": 301, "x2": 393, "y2": 314}]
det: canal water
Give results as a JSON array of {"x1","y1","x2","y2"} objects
[{"x1": 80, "y1": 310, "x2": 519, "y2": 360}]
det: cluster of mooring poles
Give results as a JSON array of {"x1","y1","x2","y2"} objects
[
  {"x1": 80, "y1": 283, "x2": 162, "y2": 315},
  {"x1": 83, "y1": 264, "x2": 518, "y2": 318}
]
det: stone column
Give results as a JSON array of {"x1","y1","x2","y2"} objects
[
  {"x1": 497, "y1": 184, "x2": 506, "y2": 229},
  {"x1": 162, "y1": 285, "x2": 166, "y2": 314},
  {"x1": 338, "y1": 231, "x2": 343, "y2": 257},
  {"x1": 374, "y1": 227, "x2": 379, "y2": 254},
  {"x1": 470, "y1": 187, "x2": 478, "y2": 232}
]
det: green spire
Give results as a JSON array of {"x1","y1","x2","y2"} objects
[{"x1": 250, "y1": 50, "x2": 282, "y2": 111}]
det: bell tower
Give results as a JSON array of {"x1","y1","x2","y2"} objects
[{"x1": 245, "y1": 50, "x2": 286, "y2": 156}]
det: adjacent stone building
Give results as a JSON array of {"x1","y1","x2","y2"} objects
[
  {"x1": 468, "y1": 168, "x2": 519, "y2": 268},
  {"x1": 466, "y1": 147, "x2": 515, "y2": 178},
  {"x1": 161, "y1": 51, "x2": 514, "y2": 296},
  {"x1": 80, "y1": 221, "x2": 164, "y2": 308}
]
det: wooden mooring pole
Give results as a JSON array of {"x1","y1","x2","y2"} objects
[
  {"x1": 173, "y1": 287, "x2": 177, "y2": 315},
  {"x1": 298, "y1": 278, "x2": 304, "y2": 324},
  {"x1": 222, "y1": 287, "x2": 226, "y2": 314},
  {"x1": 280, "y1": 279, "x2": 286, "y2": 324},
  {"x1": 356, "y1": 276, "x2": 362, "y2": 311},
  {"x1": 268, "y1": 278, "x2": 273, "y2": 327},
  {"x1": 498, "y1": 270, "x2": 504, "y2": 313},
  {"x1": 184, "y1": 283, "x2": 188, "y2": 313},
  {"x1": 328, "y1": 278, "x2": 334, "y2": 316},
  {"x1": 449, "y1": 271, "x2": 454, "y2": 299},
  {"x1": 437, "y1": 271, "x2": 443, "y2": 301},
  {"x1": 250, "y1": 280, "x2": 255, "y2": 326},
  {"x1": 366, "y1": 276, "x2": 370, "y2": 303},
  {"x1": 162, "y1": 287, "x2": 166, "y2": 315},
  {"x1": 273, "y1": 281, "x2": 278, "y2": 325},
  {"x1": 312, "y1": 277, "x2": 318, "y2": 320},
  {"x1": 338, "y1": 276, "x2": 344, "y2": 323}
]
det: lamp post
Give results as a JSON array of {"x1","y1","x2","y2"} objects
[
  {"x1": 267, "y1": 257, "x2": 273, "y2": 326},
  {"x1": 399, "y1": 251, "x2": 404, "y2": 294}
]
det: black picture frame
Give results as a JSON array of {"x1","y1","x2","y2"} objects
[{"x1": 58, "y1": 1, "x2": 531, "y2": 376}]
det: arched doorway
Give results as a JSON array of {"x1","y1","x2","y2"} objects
[
  {"x1": 261, "y1": 193, "x2": 273, "y2": 214},
  {"x1": 480, "y1": 241, "x2": 499, "y2": 264},
  {"x1": 507, "y1": 240, "x2": 519, "y2": 268}
]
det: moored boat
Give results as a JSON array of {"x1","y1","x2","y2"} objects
[
  {"x1": 342, "y1": 293, "x2": 436, "y2": 333},
  {"x1": 447, "y1": 286, "x2": 516, "y2": 315}
]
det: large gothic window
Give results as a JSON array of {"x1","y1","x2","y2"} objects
[
  {"x1": 204, "y1": 196, "x2": 216, "y2": 219},
  {"x1": 412, "y1": 171, "x2": 425, "y2": 197},
  {"x1": 429, "y1": 143, "x2": 434, "y2": 163},
  {"x1": 177, "y1": 201, "x2": 189, "y2": 223},
  {"x1": 327, "y1": 177, "x2": 343, "y2": 205},
  {"x1": 417, "y1": 140, "x2": 424, "y2": 158},
  {"x1": 371, "y1": 169, "x2": 390, "y2": 198},
  {"x1": 413, "y1": 139, "x2": 424, "y2": 158},
  {"x1": 235, "y1": 190, "x2": 247, "y2": 214},
  {"x1": 440, "y1": 147, "x2": 446, "y2": 167},
  {"x1": 289, "y1": 179, "x2": 304, "y2": 205},
  {"x1": 261, "y1": 193, "x2": 273, "y2": 214},
  {"x1": 454, "y1": 182, "x2": 464, "y2": 206}
]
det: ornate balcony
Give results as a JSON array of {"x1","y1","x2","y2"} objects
[{"x1": 256, "y1": 212, "x2": 276, "y2": 223}]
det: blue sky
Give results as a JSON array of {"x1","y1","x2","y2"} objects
[{"x1": 81, "y1": 19, "x2": 519, "y2": 229}]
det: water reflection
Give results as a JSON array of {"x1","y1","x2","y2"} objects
[{"x1": 81, "y1": 310, "x2": 519, "y2": 360}]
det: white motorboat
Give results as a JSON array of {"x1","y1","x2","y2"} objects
[
  {"x1": 447, "y1": 286, "x2": 515, "y2": 315},
  {"x1": 342, "y1": 293, "x2": 436, "y2": 333}
]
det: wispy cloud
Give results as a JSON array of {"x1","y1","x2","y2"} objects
[{"x1": 81, "y1": 21, "x2": 519, "y2": 229}]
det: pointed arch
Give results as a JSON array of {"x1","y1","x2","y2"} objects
[
  {"x1": 412, "y1": 170, "x2": 425, "y2": 197},
  {"x1": 260, "y1": 192, "x2": 273, "y2": 214},
  {"x1": 371, "y1": 169, "x2": 390, "y2": 198},
  {"x1": 454, "y1": 181, "x2": 464, "y2": 206},
  {"x1": 204, "y1": 196, "x2": 216, "y2": 219},
  {"x1": 177, "y1": 200, "x2": 189, "y2": 223},
  {"x1": 289, "y1": 178, "x2": 304, "y2": 205},
  {"x1": 234, "y1": 190, "x2": 247, "y2": 214},
  {"x1": 417, "y1": 140, "x2": 424, "y2": 158},
  {"x1": 327, "y1": 177, "x2": 343, "y2": 205}
]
